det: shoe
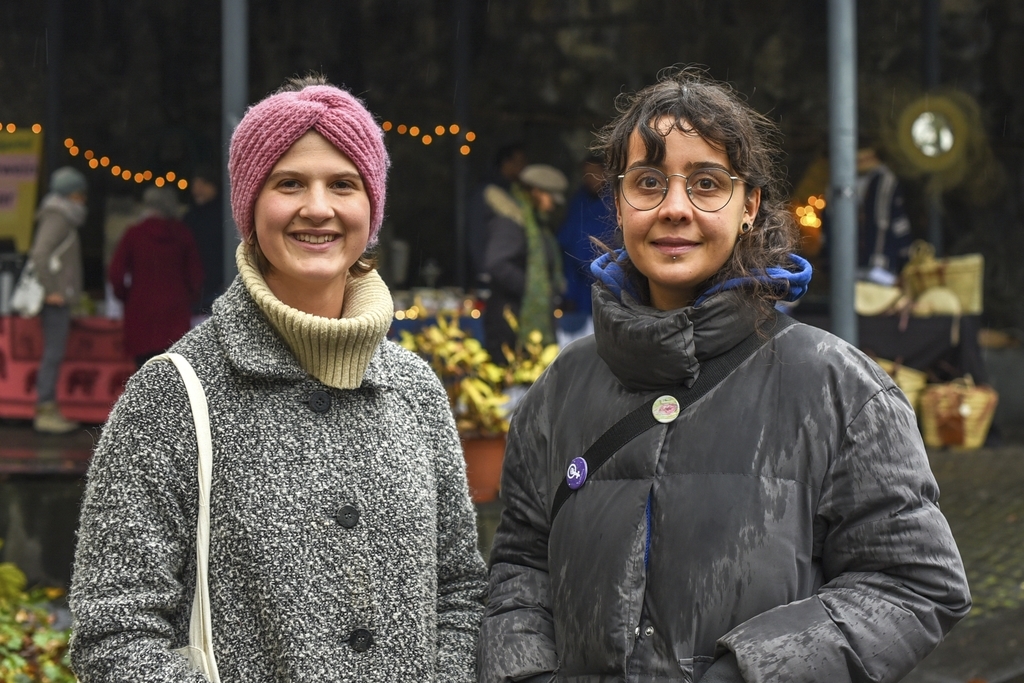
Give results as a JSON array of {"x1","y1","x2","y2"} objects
[{"x1": 34, "y1": 402, "x2": 80, "y2": 435}]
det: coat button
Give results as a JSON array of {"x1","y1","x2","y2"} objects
[
  {"x1": 644, "y1": 625, "x2": 654, "y2": 637},
  {"x1": 348, "y1": 628, "x2": 373, "y2": 652},
  {"x1": 308, "y1": 390, "x2": 331, "y2": 413},
  {"x1": 335, "y1": 505, "x2": 360, "y2": 528}
]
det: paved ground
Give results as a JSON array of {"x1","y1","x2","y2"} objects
[
  {"x1": 2, "y1": 420, "x2": 1022, "y2": 681},
  {"x1": 903, "y1": 447, "x2": 1024, "y2": 683}
]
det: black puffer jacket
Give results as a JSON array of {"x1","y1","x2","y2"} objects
[{"x1": 479, "y1": 287, "x2": 970, "y2": 683}]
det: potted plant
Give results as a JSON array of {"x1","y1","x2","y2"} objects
[
  {"x1": 398, "y1": 313, "x2": 558, "y2": 503},
  {"x1": 0, "y1": 539, "x2": 76, "y2": 683}
]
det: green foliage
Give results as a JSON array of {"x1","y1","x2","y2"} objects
[
  {"x1": 398, "y1": 313, "x2": 560, "y2": 437},
  {"x1": 0, "y1": 540, "x2": 75, "y2": 683}
]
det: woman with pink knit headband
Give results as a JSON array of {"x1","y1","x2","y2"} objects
[{"x1": 69, "y1": 75, "x2": 486, "y2": 683}]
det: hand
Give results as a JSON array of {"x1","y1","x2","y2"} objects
[{"x1": 44, "y1": 293, "x2": 66, "y2": 306}]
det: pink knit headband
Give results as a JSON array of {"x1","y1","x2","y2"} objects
[{"x1": 228, "y1": 85, "x2": 390, "y2": 246}]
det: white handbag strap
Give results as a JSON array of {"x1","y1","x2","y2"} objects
[
  {"x1": 47, "y1": 231, "x2": 78, "y2": 273},
  {"x1": 147, "y1": 353, "x2": 220, "y2": 682}
]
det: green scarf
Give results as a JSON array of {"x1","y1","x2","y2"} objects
[{"x1": 512, "y1": 184, "x2": 561, "y2": 346}]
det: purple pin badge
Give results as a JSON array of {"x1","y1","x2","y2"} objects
[{"x1": 566, "y1": 457, "x2": 588, "y2": 490}]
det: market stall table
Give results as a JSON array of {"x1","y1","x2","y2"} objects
[
  {"x1": 0, "y1": 315, "x2": 136, "y2": 424},
  {"x1": 791, "y1": 307, "x2": 987, "y2": 384}
]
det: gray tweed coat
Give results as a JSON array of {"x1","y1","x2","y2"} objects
[{"x1": 70, "y1": 278, "x2": 487, "y2": 682}]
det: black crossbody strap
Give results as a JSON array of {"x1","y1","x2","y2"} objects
[{"x1": 549, "y1": 314, "x2": 795, "y2": 523}]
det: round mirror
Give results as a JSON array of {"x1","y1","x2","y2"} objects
[{"x1": 910, "y1": 111, "x2": 955, "y2": 158}]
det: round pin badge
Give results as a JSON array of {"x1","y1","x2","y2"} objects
[
  {"x1": 652, "y1": 395, "x2": 681, "y2": 423},
  {"x1": 566, "y1": 457, "x2": 588, "y2": 490}
]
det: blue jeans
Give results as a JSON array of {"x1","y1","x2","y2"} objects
[{"x1": 37, "y1": 304, "x2": 71, "y2": 404}]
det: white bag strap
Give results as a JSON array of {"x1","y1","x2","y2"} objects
[
  {"x1": 147, "y1": 353, "x2": 221, "y2": 682},
  {"x1": 47, "y1": 231, "x2": 78, "y2": 273}
]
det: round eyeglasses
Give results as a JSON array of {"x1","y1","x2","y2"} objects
[{"x1": 617, "y1": 167, "x2": 742, "y2": 213}]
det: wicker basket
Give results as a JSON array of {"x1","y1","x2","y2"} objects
[
  {"x1": 919, "y1": 377, "x2": 998, "y2": 449},
  {"x1": 875, "y1": 358, "x2": 928, "y2": 414},
  {"x1": 901, "y1": 240, "x2": 984, "y2": 314}
]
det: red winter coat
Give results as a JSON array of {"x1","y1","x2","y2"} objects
[{"x1": 108, "y1": 216, "x2": 203, "y2": 357}]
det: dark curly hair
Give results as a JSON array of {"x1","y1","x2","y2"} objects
[{"x1": 591, "y1": 66, "x2": 799, "y2": 314}]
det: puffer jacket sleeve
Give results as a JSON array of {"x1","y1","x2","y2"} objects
[
  {"x1": 412, "y1": 371, "x2": 488, "y2": 682},
  {"x1": 717, "y1": 385, "x2": 971, "y2": 683},
  {"x1": 69, "y1": 362, "x2": 207, "y2": 682},
  {"x1": 479, "y1": 380, "x2": 559, "y2": 683}
]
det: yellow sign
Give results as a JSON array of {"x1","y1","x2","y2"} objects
[{"x1": 0, "y1": 131, "x2": 43, "y2": 253}]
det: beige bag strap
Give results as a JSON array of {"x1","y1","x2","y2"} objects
[{"x1": 146, "y1": 353, "x2": 221, "y2": 682}]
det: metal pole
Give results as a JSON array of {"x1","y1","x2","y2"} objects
[
  {"x1": 828, "y1": 0, "x2": 858, "y2": 346},
  {"x1": 222, "y1": 0, "x2": 248, "y2": 288},
  {"x1": 922, "y1": 0, "x2": 943, "y2": 255},
  {"x1": 44, "y1": 0, "x2": 63, "y2": 179},
  {"x1": 453, "y1": 0, "x2": 470, "y2": 290}
]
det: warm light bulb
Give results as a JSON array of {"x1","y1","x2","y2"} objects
[
  {"x1": 134, "y1": 173, "x2": 144, "y2": 183},
  {"x1": 5, "y1": 123, "x2": 16, "y2": 133},
  {"x1": 100, "y1": 156, "x2": 109, "y2": 167},
  {"x1": 166, "y1": 171, "x2": 176, "y2": 181},
  {"x1": 397, "y1": 125, "x2": 408, "y2": 134},
  {"x1": 143, "y1": 170, "x2": 152, "y2": 180},
  {"x1": 121, "y1": 170, "x2": 131, "y2": 180},
  {"x1": 434, "y1": 125, "x2": 445, "y2": 135},
  {"x1": 465, "y1": 131, "x2": 476, "y2": 142},
  {"x1": 382, "y1": 121, "x2": 393, "y2": 131},
  {"x1": 422, "y1": 135, "x2": 432, "y2": 145},
  {"x1": 84, "y1": 150, "x2": 95, "y2": 159},
  {"x1": 88, "y1": 159, "x2": 99, "y2": 169},
  {"x1": 69, "y1": 146, "x2": 79, "y2": 156},
  {"x1": 449, "y1": 124, "x2": 460, "y2": 134},
  {"x1": 394, "y1": 310, "x2": 406, "y2": 320},
  {"x1": 460, "y1": 145, "x2": 471, "y2": 155},
  {"x1": 470, "y1": 309, "x2": 480, "y2": 319},
  {"x1": 815, "y1": 198, "x2": 826, "y2": 210},
  {"x1": 178, "y1": 179, "x2": 188, "y2": 190},
  {"x1": 111, "y1": 165, "x2": 121, "y2": 175},
  {"x1": 155, "y1": 177, "x2": 165, "y2": 187},
  {"x1": 64, "y1": 138, "x2": 74, "y2": 148},
  {"x1": 796, "y1": 206, "x2": 806, "y2": 216},
  {"x1": 409, "y1": 126, "x2": 420, "y2": 136},
  {"x1": 31, "y1": 124, "x2": 42, "y2": 134}
]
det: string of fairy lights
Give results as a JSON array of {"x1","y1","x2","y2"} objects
[
  {"x1": 381, "y1": 120, "x2": 476, "y2": 155},
  {"x1": 0, "y1": 118, "x2": 476, "y2": 191},
  {"x1": 0, "y1": 122, "x2": 189, "y2": 190}
]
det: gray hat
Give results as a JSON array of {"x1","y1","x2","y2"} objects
[
  {"x1": 519, "y1": 164, "x2": 568, "y2": 204},
  {"x1": 142, "y1": 185, "x2": 181, "y2": 218},
  {"x1": 49, "y1": 166, "x2": 87, "y2": 197}
]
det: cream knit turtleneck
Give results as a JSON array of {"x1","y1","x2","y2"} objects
[{"x1": 236, "y1": 244, "x2": 394, "y2": 389}]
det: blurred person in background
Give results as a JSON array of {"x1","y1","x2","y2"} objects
[
  {"x1": 482, "y1": 163, "x2": 567, "y2": 363},
  {"x1": 557, "y1": 154, "x2": 616, "y2": 317},
  {"x1": 466, "y1": 143, "x2": 528, "y2": 288},
  {"x1": 28, "y1": 166, "x2": 88, "y2": 434},
  {"x1": 108, "y1": 186, "x2": 203, "y2": 368},
  {"x1": 853, "y1": 143, "x2": 913, "y2": 284},
  {"x1": 183, "y1": 165, "x2": 225, "y2": 314}
]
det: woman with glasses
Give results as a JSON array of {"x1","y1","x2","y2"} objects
[{"x1": 479, "y1": 67, "x2": 969, "y2": 683}]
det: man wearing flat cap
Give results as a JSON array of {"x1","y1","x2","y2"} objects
[{"x1": 482, "y1": 163, "x2": 567, "y2": 363}]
